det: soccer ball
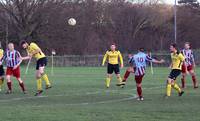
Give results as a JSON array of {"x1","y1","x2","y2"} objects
[{"x1": 68, "y1": 18, "x2": 76, "y2": 26}]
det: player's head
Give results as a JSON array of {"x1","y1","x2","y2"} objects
[
  {"x1": 138, "y1": 47, "x2": 145, "y2": 52},
  {"x1": 110, "y1": 43, "x2": 116, "y2": 51},
  {"x1": 20, "y1": 40, "x2": 29, "y2": 49},
  {"x1": 170, "y1": 43, "x2": 178, "y2": 53},
  {"x1": 184, "y1": 42, "x2": 190, "y2": 50},
  {"x1": 8, "y1": 42, "x2": 14, "y2": 51}
]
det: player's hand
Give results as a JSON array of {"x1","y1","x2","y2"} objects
[
  {"x1": 160, "y1": 59, "x2": 165, "y2": 63},
  {"x1": 13, "y1": 65, "x2": 18, "y2": 70},
  {"x1": 0, "y1": 61, "x2": 2, "y2": 65},
  {"x1": 128, "y1": 54, "x2": 132, "y2": 58},
  {"x1": 120, "y1": 64, "x2": 124, "y2": 68},
  {"x1": 193, "y1": 64, "x2": 196, "y2": 68}
]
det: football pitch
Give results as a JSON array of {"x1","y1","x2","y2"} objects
[{"x1": 0, "y1": 67, "x2": 200, "y2": 121}]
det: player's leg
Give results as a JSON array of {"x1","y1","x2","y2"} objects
[
  {"x1": 105, "y1": 63, "x2": 113, "y2": 88},
  {"x1": 168, "y1": 70, "x2": 184, "y2": 97},
  {"x1": 115, "y1": 64, "x2": 124, "y2": 86},
  {"x1": 5, "y1": 67, "x2": 13, "y2": 94},
  {"x1": 181, "y1": 65, "x2": 187, "y2": 88},
  {"x1": 6, "y1": 75, "x2": 12, "y2": 94},
  {"x1": 0, "y1": 65, "x2": 4, "y2": 91},
  {"x1": 189, "y1": 69, "x2": 198, "y2": 88},
  {"x1": 135, "y1": 75, "x2": 144, "y2": 101},
  {"x1": 13, "y1": 67, "x2": 26, "y2": 93},
  {"x1": 122, "y1": 67, "x2": 134, "y2": 82},
  {"x1": 40, "y1": 58, "x2": 51, "y2": 89},
  {"x1": 40, "y1": 66, "x2": 51, "y2": 89},
  {"x1": 35, "y1": 70, "x2": 43, "y2": 96}
]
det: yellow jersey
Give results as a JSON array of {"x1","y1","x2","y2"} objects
[
  {"x1": 171, "y1": 52, "x2": 185, "y2": 70},
  {"x1": 102, "y1": 50, "x2": 123, "y2": 65},
  {"x1": 27, "y1": 42, "x2": 46, "y2": 60},
  {"x1": 0, "y1": 49, "x2": 3, "y2": 59}
]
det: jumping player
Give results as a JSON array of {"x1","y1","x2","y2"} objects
[
  {"x1": 0, "y1": 43, "x2": 26, "y2": 94},
  {"x1": 165, "y1": 43, "x2": 185, "y2": 98},
  {"x1": 181, "y1": 42, "x2": 198, "y2": 88},
  {"x1": 21, "y1": 41, "x2": 52, "y2": 96},
  {"x1": 102, "y1": 43, "x2": 124, "y2": 88},
  {"x1": 128, "y1": 48, "x2": 164, "y2": 101}
]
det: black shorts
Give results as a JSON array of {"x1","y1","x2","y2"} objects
[
  {"x1": 36, "y1": 57, "x2": 47, "y2": 70},
  {"x1": 0, "y1": 65, "x2": 4, "y2": 76},
  {"x1": 107, "y1": 63, "x2": 120, "y2": 74},
  {"x1": 168, "y1": 69, "x2": 181, "y2": 80}
]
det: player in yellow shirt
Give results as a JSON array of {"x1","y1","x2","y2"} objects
[
  {"x1": 0, "y1": 48, "x2": 4, "y2": 91},
  {"x1": 20, "y1": 41, "x2": 52, "y2": 96},
  {"x1": 102, "y1": 43, "x2": 124, "y2": 88},
  {"x1": 165, "y1": 43, "x2": 185, "y2": 98}
]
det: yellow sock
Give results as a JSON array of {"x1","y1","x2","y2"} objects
[
  {"x1": 173, "y1": 83, "x2": 181, "y2": 93},
  {"x1": 42, "y1": 74, "x2": 51, "y2": 86},
  {"x1": 105, "y1": 77, "x2": 111, "y2": 88},
  {"x1": 0, "y1": 79, "x2": 3, "y2": 86},
  {"x1": 37, "y1": 78, "x2": 42, "y2": 91},
  {"x1": 0, "y1": 79, "x2": 3, "y2": 89},
  {"x1": 166, "y1": 84, "x2": 172, "y2": 96},
  {"x1": 117, "y1": 77, "x2": 122, "y2": 84}
]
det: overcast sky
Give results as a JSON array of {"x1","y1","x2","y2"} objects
[{"x1": 165, "y1": 0, "x2": 200, "y2": 4}]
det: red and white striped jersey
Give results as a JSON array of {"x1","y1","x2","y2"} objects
[{"x1": 181, "y1": 49, "x2": 195, "y2": 66}]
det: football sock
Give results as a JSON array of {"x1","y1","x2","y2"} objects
[
  {"x1": 137, "y1": 86, "x2": 142, "y2": 97},
  {"x1": 37, "y1": 78, "x2": 42, "y2": 91},
  {"x1": 117, "y1": 77, "x2": 122, "y2": 84},
  {"x1": 42, "y1": 74, "x2": 51, "y2": 86},
  {"x1": 19, "y1": 82, "x2": 25, "y2": 92},
  {"x1": 105, "y1": 77, "x2": 111, "y2": 88},
  {"x1": 7, "y1": 82, "x2": 12, "y2": 91},
  {"x1": 172, "y1": 83, "x2": 181, "y2": 93},
  {"x1": 181, "y1": 77, "x2": 185, "y2": 88},
  {"x1": 166, "y1": 84, "x2": 172, "y2": 96},
  {"x1": 123, "y1": 70, "x2": 130, "y2": 82},
  {"x1": 192, "y1": 75, "x2": 197, "y2": 87}
]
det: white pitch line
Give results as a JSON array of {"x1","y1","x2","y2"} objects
[{"x1": 0, "y1": 86, "x2": 163, "y2": 105}]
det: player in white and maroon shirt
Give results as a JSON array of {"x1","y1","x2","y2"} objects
[
  {"x1": 128, "y1": 48, "x2": 164, "y2": 101},
  {"x1": 181, "y1": 42, "x2": 198, "y2": 89}
]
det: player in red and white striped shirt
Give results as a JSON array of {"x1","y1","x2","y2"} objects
[
  {"x1": 181, "y1": 42, "x2": 198, "y2": 88},
  {"x1": 0, "y1": 43, "x2": 26, "y2": 94}
]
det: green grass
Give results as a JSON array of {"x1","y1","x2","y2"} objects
[{"x1": 0, "y1": 67, "x2": 200, "y2": 121}]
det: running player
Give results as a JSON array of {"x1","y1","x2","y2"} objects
[
  {"x1": 128, "y1": 48, "x2": 164, "y2": 101},
  {"x1": 102, "y1": 43, "x2": 124, "y2": 88},
  {"x1": 20, "y1": 41, "x2": 52, "y2": 96},
  {"x1": 0, "y1": 43, "x2": 26, "y2": 94},
  {"x1": 0, "y1": 47, "x2": 4, "y2": 91},
  {"x1": 181, "y1": 42, "x2": 198, "y2": 88},
  {"x1": 165, "y1": 43, "x2": 185, "y2": 98}
]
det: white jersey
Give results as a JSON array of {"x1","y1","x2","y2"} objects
[
  {"x1": 181, "y1": 49, "x2": 195, "y2": 66},
  {"x1": 129, "y1": 52, "x2": 155, "y2": 76}
]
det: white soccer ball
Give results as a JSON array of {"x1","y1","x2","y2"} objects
[{"x1": 68, "y1": 18, "x2": 76, "y2": 26}]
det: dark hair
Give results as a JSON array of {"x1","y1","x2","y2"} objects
[
  {"x1": 171, "y1": 43, "x2": 177, "y2": 49},
  {"x1": 20, "y1": 40, "x2": 27, "y2": 46},
  {"x1": 139, "y1": 47, "x2": 145, "y2": 52},
  {"x1": 171, "y1": 43, "x2": 180, "y2": 54}
]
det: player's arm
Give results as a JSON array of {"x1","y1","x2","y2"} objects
[
  {"x1": 102, "y1": 51, "x2": 108, "y2": 66},
  {"x1": 13, "y1": 52, "x2": 23, "y2": 70},
  {"x1": 0, "y1": 52, "x2": 6, "y2": 65},
  {"x1": 146, "y1": 55, "x2": 164, "y2": 64},
  {"x1": 118, "y1": 51, "x2": 123, "y2": 68},
  {"x1": 191, "y1": 51, "x2": 196, "y2": 68},
  {"x1": 21, "y1": 51, "x2": 32, "y2": 60}
]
